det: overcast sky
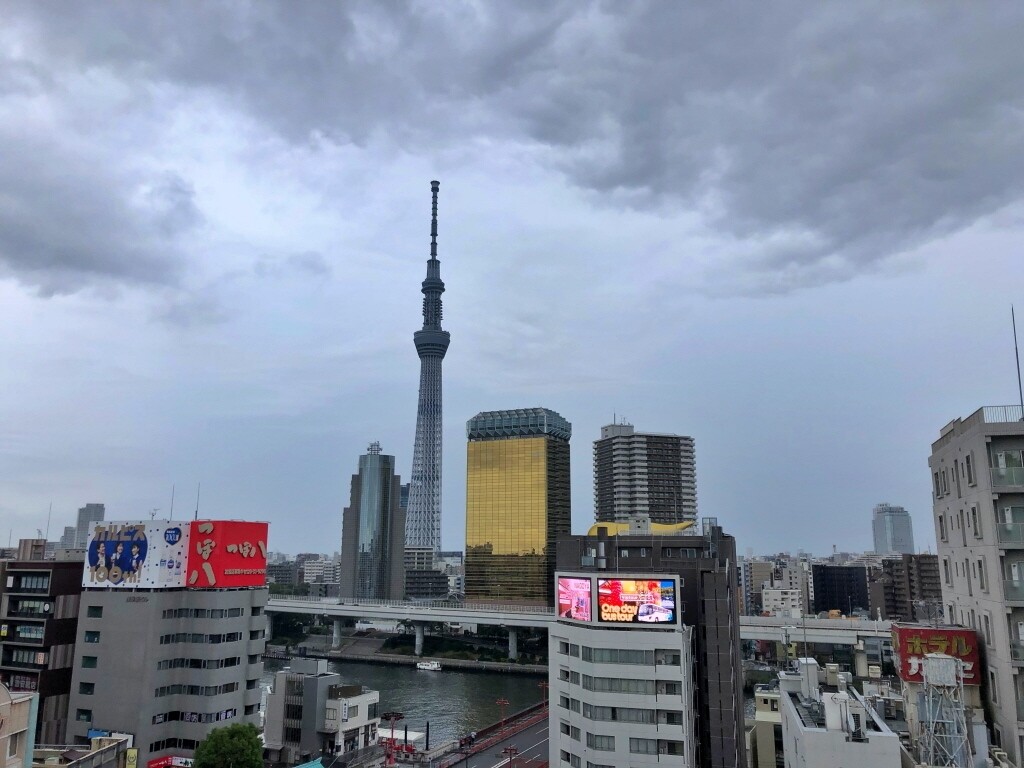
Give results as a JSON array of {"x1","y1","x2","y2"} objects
[{"x1": 3, "y1": 2, "x2": 1024, "y2": 557}]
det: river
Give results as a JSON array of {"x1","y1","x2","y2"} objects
[{"x1": 262, "y1": 658, "x2": 545, "y2": 746}]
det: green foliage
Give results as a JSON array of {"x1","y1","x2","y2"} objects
[
  {"x1": 271, "y1": 613, "x2": 307, "y2": 643},
  {"x1": 269, "y1": 582, "x2": 310, "y2": 596},
  {"x1": 193, "y1": 723, "x2": 262, "y2": 768}
]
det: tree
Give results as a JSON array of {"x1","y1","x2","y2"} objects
[{"x1": 193, "y1": 723, "x2": 262, "y2": 768}]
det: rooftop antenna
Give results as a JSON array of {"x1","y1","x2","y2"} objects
[
  {"x1": 194, "y1": 482, "x2": 201, "y2": 521},
  {"x1": 169, "y1": 484, "x2": 175, "y2": 520},
  {"x1": 1014, "y1": 305, "x2": 1024, "y2": 418},
  {"x1": 45, "y1": 501, "x2": 52, "y2": 541}
]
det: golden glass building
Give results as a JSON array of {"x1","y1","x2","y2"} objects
[{"x1": 465, "y1": 408, "x2": 571, "y2": 605}]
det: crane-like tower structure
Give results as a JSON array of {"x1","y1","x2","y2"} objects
[{"x1": 405, "y1": 181, "x2": 449, "y2": 551}]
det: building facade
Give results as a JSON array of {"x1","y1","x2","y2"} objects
[
  {"x1": 930, "y1": 404, "x2": 1024, "y2": 761},
  {"x1": 406, "y1": 181, "x2": 450, "y2": 553},
  {"x1": 866, "y1": 554, "x2": 941, "y2": 622},
  {"x1": 264, "y1": 658, "x2": 380, "y2": 765},
  {"x1": 464, "y1": 408, "x2": 572, "y2": 604},
  {"x1": 871, "y1": 503, "x2": 915, "y2": 555},
  {"x1": 555, "y1": 519, "x2": 745, "y2": 768},
  {"x1": 810, "y1": 564, "x2": 868, "y2": 615},
  {"x1": 64, "y1": 519, "x2": 269, "y2": 767},
  {"x1": 0, "y1": 559, "x2": 83, "y2": 743},
  {"x1": 74, "y1": 505, "x2": 106, "y2": 550},
  {"x1": 339, "y1": 443, "x2": 406, "y2": 601},
  {"x1": 593, "y1": 423, "x2": 697, "y2": 524},
  {"x1": 0, "y1": 682, "x2": 37, "y2": 768}
]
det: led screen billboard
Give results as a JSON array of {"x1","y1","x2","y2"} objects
[
  {"x1": 83, "y1": 521, "x2": 190, "y2": 589},
  {"x1": 891, "y1": 624, "x2": 980, "y2": 685},
  {"x1": 186, "y1": 520, "x2": 268, "y2": 589},
  {"x1": 597, "y1": 578, "x2": 676, "y2": 624},
  {"x1": 557, "y1": 577, "x2": 592, "y2": 621}
]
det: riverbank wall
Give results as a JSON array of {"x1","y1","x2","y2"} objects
[{"x1": 264, "y1": 645, "x2": 547, "y2": 676}]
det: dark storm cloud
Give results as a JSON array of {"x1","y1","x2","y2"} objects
[
  {"x1": 5, "y1": 2, "x2": 1024, "y2": 293},
  {"x1": 0, "y1": 128, "x2": 199, "y2": 294}
]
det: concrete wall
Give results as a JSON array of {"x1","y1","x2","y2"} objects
[{"x1": 66, "y1": 587, "x2": 267, "y2": 766}]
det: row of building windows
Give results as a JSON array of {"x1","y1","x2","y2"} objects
[
  {"x1": 557, "y1": 644, "x2": 680, "y2": 665},
  {"x1": 8, "y1": 648, "x2": 45, "y2": 665},
  {"x1": 149, "y1": 738, "x2": 198, "y2": 753},
  {"x1": 581, "y1": 675, "x2": 656, "y2": 695},
  {"x1": 154, "y1": 682, "x2": 240, "y2": 697},
  {"x1": 13, "y1": 575, "x2": 49, "y2": 592},
  {"x1": 159, "y1": 632, "x2": 243, "y2": 645},
  {"x1": 11, "y1": 624, "x2": 44, "y2": 640},
  {"x1": 7, "y1": 674, "x2": 37, "y2": 691},
  {"x1": 152, "y1": 707, "x2": 237, "y2": 725},
  {"x1": 564, "y1": 736, "x2": 684, "y2": 757},
  {"x1": 161, "y1": 607, "x2": 245, "y2": 620},
  {"x1": 157, "y1": 656, "x2": 241, "y2": 671}
]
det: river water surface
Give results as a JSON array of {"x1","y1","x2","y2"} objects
[{"x1": 262, "y1": 659, "x2": 544, "y2": 746}]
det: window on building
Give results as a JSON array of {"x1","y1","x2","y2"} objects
[
  {"x1": 570, "y1": 671, "x2": 580, "y2": 684},
  {"x1": 966, "y1": 454, "x2": 975, "y2": 485},
  {"x1": 661, "y1": 710, "x2": 684, "y2": 725},
  {"x1": 939, "y1": 515, "x2": 947, "y2": 541},
  {"x1": 8, "y1": 731, "x2": 21, "y2": 759},
  {"x1": 84, "y1": 631, "x2": 100, "y2": 643},
  {"x1": 942, "y1": 559, "x2": 952, "y2": 586},
  {"x1": 586, "y1": 734, "x2": 614, "y2": 752},
  {"x1": 559, "y1": 695, "x2": 570, "y2": 710},
  {"x1": 629, "y1": 738, "x2": 657, "y2": 755},
  {"x1": 662, "y1": 741, "x2": 686, "y2": 756},
  {"x1": 81, "y1": 656, "x2": 98, "y2": 669},
  {"x1": 560, "y1": 751, "x2": 570, "y2": 764},
  {"x1": 560, "y1": 722, "x2": 570, "y2": 736},
  {"x1": 990, "y1": 671, "x2": 999, "y2": 702},
  {"x1": 933, "y1": 472, "x2": 941, "y2": 497},
  {"x1": 76, "y1": 709, "x2": 92, "y2": 722},
  {"x1": 285, "y1": 704, "x2": 303, "y2": 719},
  {"x1": 558, "y1": 641, "x2": 569, "y2": 655},
  {"x1": 659, "y1": 681, "x2": 682, "y2": 695},
  {"x1": 252, "y1": 606, "x2": 262, "y2": 616},
  {"x1": 78, "y1": 682, "x2": 95, "y2": 695},
  {"x1": 559, "y1": 668, "x2": 570, "y2": 681},
  {"x1": 971, "y1": 507, "x2": 982, "y2": 538},
  {"x1": 86, "y1": 606, "x2": 103, "y2": 618},
  {"x1": 978, "y1": 558, "x2": 988, "y2": 591},
  {"x1": 570, "y1": 698, "x2": 580, "y2": 713},
  {"x1": 983, "y1": 613, "x2": 993, "y2": 645}
]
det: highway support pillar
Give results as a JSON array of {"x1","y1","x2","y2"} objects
[
  {"x1": 332, "y1": 618, "x2": 344, "y2": 650},
  {"x1": 508, "y1": 628, "x2": 519, "y2": 661},
  {"x1": 415, "y1": 622, "x2": 425, "y2": 657}
]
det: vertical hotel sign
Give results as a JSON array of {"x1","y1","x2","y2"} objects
[
  {"x1": 891, "y1": 624, "x2": 980, "y2": 685},
  {"x1": 187, "y1": 520, "x2": 268, "y2": 588}
]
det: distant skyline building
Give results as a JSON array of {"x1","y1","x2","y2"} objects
[
  {"x1": 340, "y1": 442, "x2": 406, "y2": 600},
  {"x1": 871, "y1": 502, "x2": 915, "y2": 554},
  {"x1": 405, "y1": 181, "x2": 449, "y2": 553},
  {"x1": 74, "y1": 503, "x2": 105, "y2": 549},
  {"x1": 594, "y1": 422, "x2": 697, "y2": 524},
  {"x1": 464, "y1": 408, "x2": 571, "y2": 604}
]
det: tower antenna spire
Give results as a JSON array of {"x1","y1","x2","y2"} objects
[{"x1": 430, "y1": 180, "x2": 439, "y2": 260}]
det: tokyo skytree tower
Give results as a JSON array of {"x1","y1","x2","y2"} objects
[{"x1": 406, "y1": 181, "x2": 450, "y2": 551}]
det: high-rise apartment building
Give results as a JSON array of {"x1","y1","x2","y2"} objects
[
  {"x1": 340, "y1": 443, "x2": 406, "y2": 600},
  {"x1": 553, "y1": 518, "x2": 745, "y2": 768},
  {"x1": 464, "y1": 408, "x2": 571, "y2": 604},
  {"x1": 74, "y1": 504, "x2": 105, "y2": 549},
  {"x1": 65, "y1": 519, "x2": 269, "y2": 766},
  {"x1": 811, "y1": 564, "x2": 868, "y2": 615},
  {"x1": 0, "y1": 558, "x2": 83, "y2": 742},
  {"x1": 406, "y1": 181, "x2": 449, "y2": 553},
  {"x1": 871, "y1": 503, "x2": 915, "y2": 555},
  {"x1": 930, "y1": 404, "x2": 1024, "y2": 761},
  {"x1": 594, "y1": 423, "x2": 696, "y2": 524},
  {"x1": 866, "y1": 554, "x2": 941, "y2": 621},
  {"x1": 741, "y1": 559, "x2": 776, "y2": 615}
]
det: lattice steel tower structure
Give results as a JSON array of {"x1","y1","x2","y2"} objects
[{"x1": 406, "y1": 180, "x2": 449, "y2": 551}]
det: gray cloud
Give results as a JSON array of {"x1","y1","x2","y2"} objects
[{"x1": 6, "y1": 3, "x2": 1024, "y2": 295}]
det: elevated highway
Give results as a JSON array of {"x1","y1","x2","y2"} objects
[{"x1": 266, "y1": 596, "x2": 891, "y2": 658}]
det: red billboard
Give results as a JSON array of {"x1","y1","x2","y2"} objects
[
  {"x1": 558, "y1": 577, "x2": 592, "y2": 621},
  {"x1": 597, "y1": 578, "x2": 676, "y2": 624},
  {"x1": 186, "y1": 520, "x2": 268, "y2": 589},
  {"x1": 891, "y1": 624, "x2": 980, "y2": 685}
]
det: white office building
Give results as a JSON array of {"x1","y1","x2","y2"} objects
[{"x1": 549, "y1": 573, "x2": 695, "y2": 768}]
